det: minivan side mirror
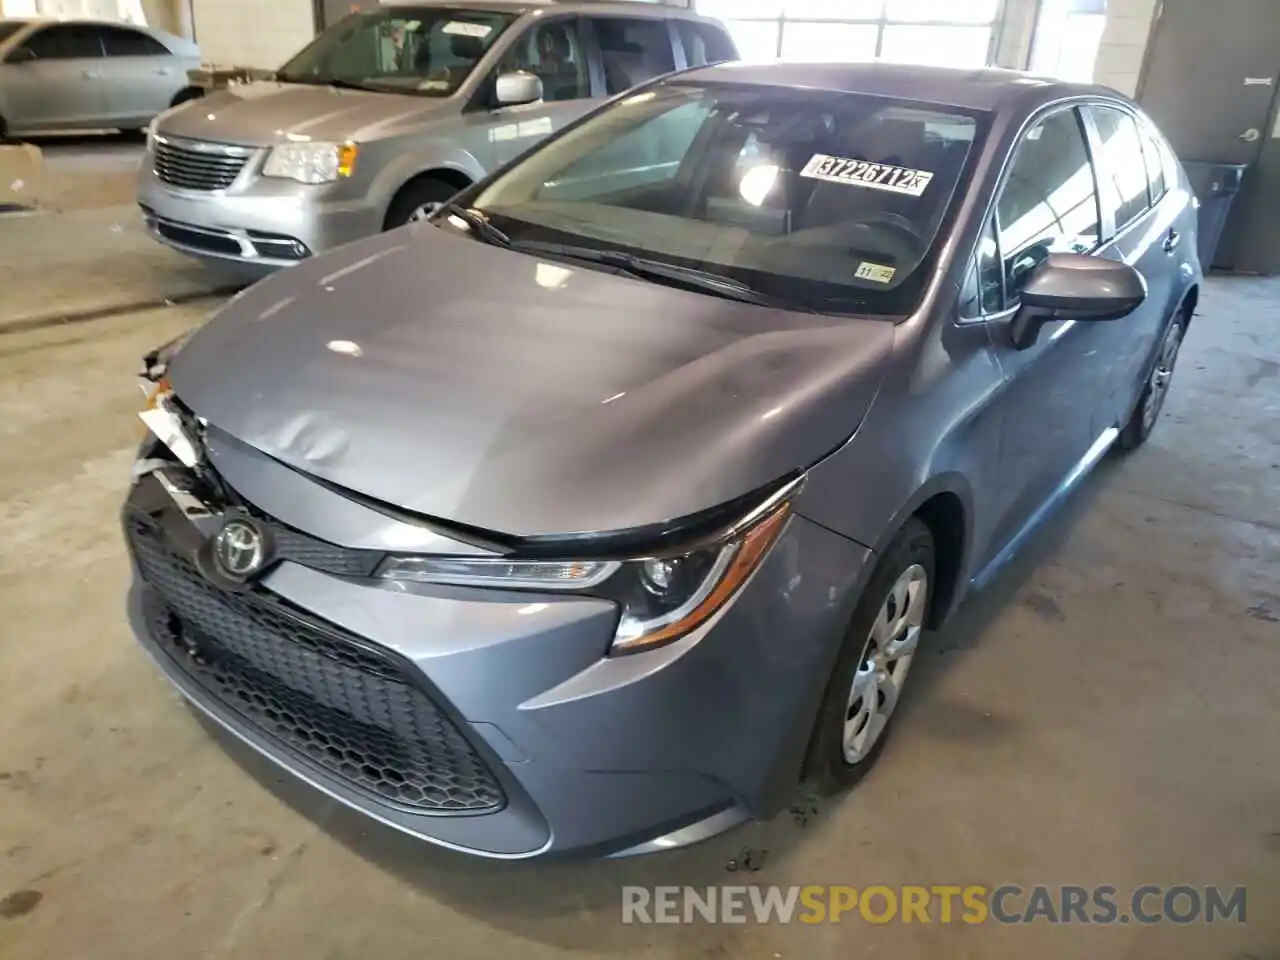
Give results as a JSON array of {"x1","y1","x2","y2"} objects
[
  {"x1": 1009, "y1": 253, "x2": 1147, "y2": 349},
  {"x1": 494, "y1": 71, "x2": 543, "y2": 107},
  {"x1": 6, "y1": 47, "x2": 36, "y2": 64}
]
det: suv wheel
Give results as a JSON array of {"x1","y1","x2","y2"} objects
[{"x1": 802, "y1": 517, "x2": 934, "y2": 796}]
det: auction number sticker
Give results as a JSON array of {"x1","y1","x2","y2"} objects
[
  {"x1": 443, "y1": 21, "x2": 493, "y2": 37},
  {"x1": 800, "y1": 153, "x2": 934, "y2": 197}
]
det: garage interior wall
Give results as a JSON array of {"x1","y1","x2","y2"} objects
[{"x1": 189, "y1": 0, "x2": 315, "y2": 67}]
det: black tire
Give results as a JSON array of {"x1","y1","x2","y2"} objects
[
  {"x1": 384, "y1": 177, "x2": 465, "y2": 230},
  {"x1": 801, "y1": 517, "x2": 935, "y2": 796},
  {"x1": 170, "y1": 87, "x2": 204, "y2": 108},
  {"x1": 1116, "y1": 311, "x2": 1186, "y2": 452}
]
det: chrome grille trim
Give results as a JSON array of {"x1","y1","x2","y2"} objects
[{"x1": 153, "y1": 135, "x2": 255, "y2": 192}]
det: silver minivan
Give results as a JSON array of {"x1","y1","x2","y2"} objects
[{"x1": 138, "y1": 1, "x2": 735, "y2": 270}]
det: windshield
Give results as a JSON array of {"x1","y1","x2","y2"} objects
[
  {"x1": 277, "y1": 7, "x2": 515, "y2": 96},
  {"x1": 470, "y1": 83, "x2": 986, "y2": 315},
  {"x1": 0, "y1": 21, "x2": 30, "y2": 46}
]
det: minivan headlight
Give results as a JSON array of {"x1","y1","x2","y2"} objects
[
  {"x1": 375, "y1": 501, "x2": 792, "y2": 655},
  {"x1": 262, "y1": 141, "x2": 359, "y2": 184}
]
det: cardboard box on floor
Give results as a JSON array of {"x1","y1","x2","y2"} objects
[{"x1": 0, "y1": 144, "x2": 44, "y2": 210}]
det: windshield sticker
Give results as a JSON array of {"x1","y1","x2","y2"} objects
[
  {"x1": 799, "y1": 154, "x2": 934, "y2": 197},
  {"x1": 442, "y1": 21, "x2": 493, "y2": 38},
  {"x1": 855, "y1": 261, "x2": 897, "y2": 284}
]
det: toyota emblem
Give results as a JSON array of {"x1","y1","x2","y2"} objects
[{"x1": 213, "y1": 517, "x2": 268, "y2": 580}]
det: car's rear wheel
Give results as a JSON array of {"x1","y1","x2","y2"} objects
[
  {"x1": 385, "y1": 177, "x2": 465, "y2": 229},
  {"x1": 802, "y1": 517, "x2": 934, "y2": 796},
  {"x1": 1117, "y1": 312, "x2": 1186, "y2": 451}
]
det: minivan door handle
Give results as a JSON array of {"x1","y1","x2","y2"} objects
[{"x1": 1162, "y1": 229, "x2": 1181, "y2": 253}]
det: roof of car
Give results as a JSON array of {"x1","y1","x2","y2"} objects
[
  {"x1": 383, "y1": 0, "x2": 712, "y2": 17},
  {"x1": 676, "y1": 61, "x2": 1121, "y2": 113}
]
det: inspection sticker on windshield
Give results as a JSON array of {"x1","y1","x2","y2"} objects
[
  {"x1": 442, "y1": 21, "x2": 493, "y2": 37},
  {"x1": 799, "y1": 154, "x2": 934, "y2": 197},
  {"x1": 855, "y1": 261, "x2": 897, "y2": 284}
]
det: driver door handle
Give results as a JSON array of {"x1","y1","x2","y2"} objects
[{"x1": 1162, "y1": 228, "x2": 1181, "y2": 253}]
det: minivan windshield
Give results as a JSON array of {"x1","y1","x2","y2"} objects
[
  {"x1": 469, "y1": 83, "x2": 986, "y2": 316},
  {"x1": 277, "y1": 7, "x2": 515, "y2": 96}
]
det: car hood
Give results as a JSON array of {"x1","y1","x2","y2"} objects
[
  {"x1": 157, "y1": 81, "x2": 447, "y2": 146},
  {"x1": 168, "y1": 227, "x2": 895, "y2": 539}
]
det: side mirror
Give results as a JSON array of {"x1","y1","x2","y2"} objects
[
  {"x1": 1009, "y1": 253, "x2": 1147, "y2": 349},
  {"x1": 7, "y1": 47, "x2": 36, "y2": 64},
  {"x1": 494, "y1": 71, "x2": 543, "y2": 107}
]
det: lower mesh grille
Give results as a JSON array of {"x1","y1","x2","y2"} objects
[{"x1": 128, "y1": 513, "x2": 505, "y2": 814}]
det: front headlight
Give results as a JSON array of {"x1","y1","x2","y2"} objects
[
  {"x1": 262, "y1": 141, "x2": 359, "y2": 184},
  {"x1": 376, "y1": 498, "x2": 793, "y2": 655}
]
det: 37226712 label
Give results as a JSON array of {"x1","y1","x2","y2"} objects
[{"x1": 799, "y1": 153, "x2": 935, "y2": 197}]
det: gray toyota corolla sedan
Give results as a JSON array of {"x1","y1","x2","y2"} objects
[{"x1": 124, "y1": 62, "x2": 1199, "y2": 859}]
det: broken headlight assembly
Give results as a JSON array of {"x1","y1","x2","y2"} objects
[{"x1": 376, "y1": 487, "x2": 795, "y2": 655}]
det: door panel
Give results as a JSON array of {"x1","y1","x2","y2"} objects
[
  {"x1": 98, "y1": 27, "x2": 181, "y2": 125},
  {"x1": 1138, "y1": 0, "x2": 1280, "y2": 164},
  {"x1": 479, "y1": 17, "x2": 603, "y2": 170},
  {"x1": 3, "y1": 25, "x2": 107, "y2": 130},
  {"x1": 1082, "y1": 104, "x2": 1181, "y2": 431},
  {"x1": 979, "y1": 107, "x2": 1110, "y2": 568}
]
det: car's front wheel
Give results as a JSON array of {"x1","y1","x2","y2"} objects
[
  {"x1": 1117, "y1": 312, "x2": 1186, "y2": 451},
  {"x1": 385, "y1": 177, "x2": 464, "y2": 230},
  {"x1": 802, "y1": 517, "x2": 934, "y2": 796}
]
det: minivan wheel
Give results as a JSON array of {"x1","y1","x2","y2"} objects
[
  {"x1": 385, "y1": 177, "x2": 465, "y2": 229},
  {"x1": 1117, "y1": 313, "x2": 1185, "y2": 451},
  {"x1": 801, "y1": 517, "x2": 934, "y2": 796}
]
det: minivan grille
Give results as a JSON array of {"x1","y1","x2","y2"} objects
[
  {"x1": 154, "y1": 137, "x2": 251, "y2": 191},
  {"x1": 126, "y1": 512, "x2": 506, "y2": 814}
]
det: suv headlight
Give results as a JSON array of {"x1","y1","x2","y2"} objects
[
  {"x1": 376, "y1": 497, "x2": 794, "y2": 655},
  {"x1": 262, "y1": 141, "x2": 359, "y2": 184}
]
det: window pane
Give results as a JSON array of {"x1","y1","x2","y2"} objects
[
  {"x1": 1089, "y1": 107, "x2": 1150, "y2": 230},
  {"x1": 695, "y1": 0, "x2": 783, "y2": 16},
  {"x1": 593, "y1": 18, "x2": 674, "y2": 96},
  {"x1": 1139, "y1": 129, "x2": 1166, "y2": 202},
  {"x1": 723, "y1": 20, "x2": 780, "y2": 60},
  {"x1": 25, "y1": 25, "x2": 102, "y2": 59},
  {"x1": 880, "y1": 25, "x2": 990, "y2": 66},
  {"x1": 781, "y1": 22, "x2": 877, "y2": 61},
  {"x1": 101, "y1": 26, "x2": 170, "y2": 56},
  {"x1": 997, "y1": 109, "x2": 1101, "y2": 295},
  {"x1": 885, "y1": 0, "x2": 998, "y2": 22},
  {"x1": 678, "y1": 22, "x2": 737, "y2": 66},
  {"x1": 783, "y1": 0, "x2": 883, "y2": 17},
  {"x1": 960, "y1": 217, "x2": 1003, "y2": 317}
]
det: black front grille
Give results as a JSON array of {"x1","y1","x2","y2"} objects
[
  {"x1": 154, "y1": 138, "x2": 250, "y2": 191},
  {"x1": 155, "y1": 220, "x2": 243, "y2": 256},
  {"x1": 127, "y1": 513, "x2": 505, "y2": 814}
]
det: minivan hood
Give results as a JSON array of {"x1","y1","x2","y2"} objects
[
  {"x1": 157, "y1": 81, "x2": 448, "y2": 145},
  {"x1": 169, "y1": 227, "x2": 895, "y2": 538}
]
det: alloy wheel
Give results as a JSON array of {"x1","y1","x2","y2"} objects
[
  {"x1": 1142, "y1": 322, "x2": 1184, "y2": 433},
  {"x1": 843, "y1": 563, "x2": 928, "y2": 764},
  {"x1": 408, "y1": 201, "x2": 444, "y2": 222}
]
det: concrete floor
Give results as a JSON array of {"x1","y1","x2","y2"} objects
[{"x1": 0, "y1": 276, "x2": 1277, "y2": 959}]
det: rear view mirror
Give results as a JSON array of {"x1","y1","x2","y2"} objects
[
  {"x1": 6, "y1": 47, "x2": 36, "y2": 64},
  {"x1": 494, "y1": 71, "x2": 543, "y2": 107},
  {"x1": 1010, "y1": 253, "x2": 1147, "y2": 349}
]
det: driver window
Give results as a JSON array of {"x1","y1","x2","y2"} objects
[
  {"x1": 995, "y1": 108, "x2": 1100, "y2": 299},
  {"x1": 498, "y1": 20, "x2": 589, "y2": 102}
]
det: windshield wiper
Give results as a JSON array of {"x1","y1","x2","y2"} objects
[
  {"x1": 276, "y1": 74, "x2": 369, "y2": 91},
  {"x1": 510, "y1": 241, "x2": 807, "y2": 310},
  {"x1": 438, "y1": 203, "x2": 512, "y2": 248}
]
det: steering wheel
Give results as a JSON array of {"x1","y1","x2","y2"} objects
[{"x1": 852, "y1": 211, "x2": 926, "y2": 246}]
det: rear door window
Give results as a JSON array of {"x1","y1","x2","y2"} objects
[
  {"x1": 591, "y1": 17, "x2": 677, "y2": 95},
  {"x1": 1088, "y1": 105, "x2": 1152, "y2": 233},
  {"x1": 99, "y1": 26, "x2": 171, "y2": 57}
]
